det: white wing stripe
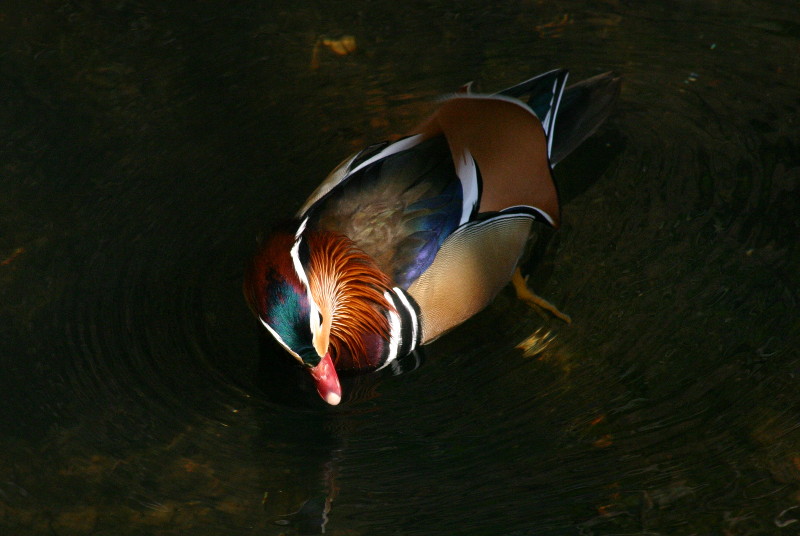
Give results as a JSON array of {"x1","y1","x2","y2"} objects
[
  {"x1": 345, "y1": 134, "x2": 425, "y2": 178},
  {"x1": 546, "y1": 73, "x2": 567, "y2": 157},
  {"x1": 455, "y1": 148, "x2": 479, "y2": 224}
]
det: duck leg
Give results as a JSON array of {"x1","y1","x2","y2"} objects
[{"x1": 512, "y1": 268, "x2": 572, "y2": 324}]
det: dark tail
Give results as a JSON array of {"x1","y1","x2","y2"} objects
[{"x1": 550, "y1": 72, "x2": 621, "y2": 166}]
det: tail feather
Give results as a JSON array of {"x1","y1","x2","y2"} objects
[
  {"x1": 549, "y1": 71, "x2": 621, "y2": 166},
  {"x1": 497, "y1": 69, "x2": 569, "y2": 158}
]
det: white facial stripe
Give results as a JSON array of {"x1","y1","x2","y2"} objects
[
  {"x1": 289, "y1": 232, "x2": 323, "y2": 355},
  {"x1": 289, "y1": 235, "x2": 307, "y2": 287},
  {"x1": 309, "y1": 300, "x2": 321, "y2": 339},
  {"x1": 259, "y1": 317, "x2": 302, "y2": 361},
  {"x1": 290, "y1": 235, "x2": 315, "y2": 300},
  {"x1": 392, "y1": 286, "x2": 419, "y2": 352},
  {"x1": 376, "y1": 291, "x2": 401, "y2": 370}
]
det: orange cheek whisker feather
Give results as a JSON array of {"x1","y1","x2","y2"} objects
[{"x1": 306, "y1": 231, "x2": 394, "y2": 367}]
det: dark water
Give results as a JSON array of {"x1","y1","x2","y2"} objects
[{"x1": 2, "y1": 1, "x2": 799, "y2": 534}]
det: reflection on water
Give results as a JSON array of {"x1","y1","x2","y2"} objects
[{"x1": 1, "y1": 0, "x2": 799, "y2": 534}]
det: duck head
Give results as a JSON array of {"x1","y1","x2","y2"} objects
[{"x1": 244, "y1": 222, "x2": 395, "y2": 405}]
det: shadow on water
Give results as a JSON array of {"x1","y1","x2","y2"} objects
[
  {"x1": 520, "y1": 127, "x2": 627, "y2": 282},
  {"x1": 1, "y1": 0, "x2": 800, "y2": 534}
]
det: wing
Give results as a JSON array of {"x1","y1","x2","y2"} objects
[
  {"x1": 548, "y1": 71, "x2": 621, "y2": 166},
  {"x1": 407, "y1": 210, "x2": 542, "y2": 343},
  {"x1": 300, "y1": 74, "x2": 566, "y2": 290},
  {"x1": 497, "y1": 68, "x2": 569, "y2": 158},
  {"x1": 411, "y1": 95, "x2": 561, "y2": 227},
  {"x1": 303, "y1": 135, "x2": 474, "y2": 289},
  {"x1": 297, "y1": 141, "x2": 391, "y2": 217}
]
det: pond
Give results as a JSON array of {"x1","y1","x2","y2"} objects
[{"x1": 1, "y1": 1, "x2": 799, "y2": 534}]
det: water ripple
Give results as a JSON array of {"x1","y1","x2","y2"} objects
[{"x1": 1, "y1": 0, "x2": 799, "y2": 534}]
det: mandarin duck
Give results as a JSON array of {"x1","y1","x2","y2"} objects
[{"x1": 245, "y1": 69, "x2": 620, "y2": 405}]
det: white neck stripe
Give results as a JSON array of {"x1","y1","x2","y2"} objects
[
  {"x1": 392, "y1": 286, "x2": 419, "y2": 352},
  {"x1": 377, "y1": 291, "x2": 401, "y2": 370}
]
